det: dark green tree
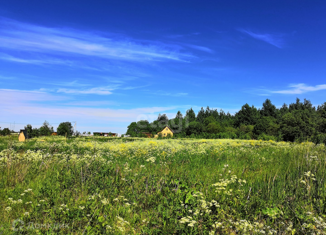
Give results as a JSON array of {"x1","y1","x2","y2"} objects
[
  {"x1": 261, "y1": 99, "x2": 277, "y2": 118},
  {"x1": 157, "y1": 114, "x2": 169, "y2": 129},
  {"x1": 185, "y1": 108, "x2": 196, "y2": 123},
  {"x1": 280, "y1": 110, "x2": 316, "y2": 142},
  {"x1": 253, "y1": 116, "x2": 279, "y2": 136},
  {"x1": 39, "y1": 121, "x2": 53, "y2": 136},
  {"x1": 32, "y1": 128, "x2": 40, "y2": 138},
  {"x1": 126, "y1": 122, "x2": 139, "y2": 136},
  {"x1": 25, "y1": 124, "x2": 33, "y2": 138},
  {"x1": 1, "y1": 128, "x2": 11, "y2": 136},
  {"x1": 57, "y1": 122, "x2": 74, "y2": 136},
  {"x1": 186, "y1": 121, "x2": 204, "y2": 135},
  {"x1": 204, "y1": 116, "x2": 216, "y2": 126},
  {"x1": 234, "y1": 104, "x2": 260, "y2": 127},
  {"x1": 196, "y1": 107, "x2": 206, "y2": 123}
]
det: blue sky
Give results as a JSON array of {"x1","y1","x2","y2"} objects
[{"x1": 1, "y1": 0, "x2": 326, "y2": 133}]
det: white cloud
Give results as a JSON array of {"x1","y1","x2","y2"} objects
[
  {"x1": 0, "y1": 17, "x2": 194, "y2": 63},
  {"x1": 0, "y1": 53, "x2": 73, "y2": 65},
  {"x1": 271, "y1": 83, "x2": 326, "y2": 94},
  {"x1": 0, "y1": 89, "x2": 177, "y2": 123},
  {"x1": 238, "y1": 29, "x2": 284, "y2": 48},
  {"x1": 57, "y1": 87, "x2": 114, "y2": 95}
]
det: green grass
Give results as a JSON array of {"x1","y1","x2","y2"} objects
[{"x1": 0, "y1": 137, "x2": 326, "y2": 234}]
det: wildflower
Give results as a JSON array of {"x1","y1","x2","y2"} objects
[
  {"x1": 79, "y1": 206, "x2": 85, "y2": 210},
  {"x1": 39, "y1": 200, "x2": 45, "y2": 202},
  {"x1": 5, "y1": 207, "x2": 12, "y2": 212},
  {"x1": 188, "y1": 220, "x2": 196, "y2": 227},
  {"x1": 17, "y1": 199, "x2": 22, "y2": 204},
  {"x1": 24, "y1": 212, "x2": 29, "y2": 216},
  {"x1": 21, "y1": 193, "x2": 25, "y2": 196},
  {"x1": 37, "y1": 204, "x2": 41, "y2": 206},
  {"x1": 304, "y1": 171, "x2": 311, "y2": 177},
  {"x1": 146, "y1": 157, "x2": 156, "y2": 163},
  {"x1": 87, "y1": 214, "x2": 91, "y2": 217},
  {"x1": 101, "y1": 198, "x2": 110, "y2": 205},
  {"x1": 140, "y1": 165, "x2": 145, "y2": 168},
  {"x1": 125, "y1": 203, "x2": 131, "y2": 206}
]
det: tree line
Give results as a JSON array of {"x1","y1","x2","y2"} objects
[
  {"x1": 126, "y1": 98, "x2": 326, "y2": 144},
  {"x1": 0, "y1": 121, "x2": 75, "y2": 137}
]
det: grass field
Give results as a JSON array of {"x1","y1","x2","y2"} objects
[{"x1": 1, "y1": 136, "x2": 326, "y2": 234}]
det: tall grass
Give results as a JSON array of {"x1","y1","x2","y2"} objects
[{"x1": 0, "y1": 137, "x2": 325, "y2": 234}]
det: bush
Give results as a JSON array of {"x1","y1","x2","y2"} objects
[
  {"x1": 257, "y1": 133, "x2": 277, "y2": 141},
  {"x1": 311, "y1": 133, "x2": 326, "y2": 145}
]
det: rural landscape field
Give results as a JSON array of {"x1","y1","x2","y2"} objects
[{"x1": 1, "y1": 136, "x2": 326, "y2": 234}]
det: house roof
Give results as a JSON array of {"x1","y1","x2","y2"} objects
[{"x1": 158, "y1": 126, "x2": 174, "y2": 134}]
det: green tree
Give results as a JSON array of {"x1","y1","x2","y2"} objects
[
  {"x1": 206, "y1": 122, "x2": 221, "y2": 134},
  {"x1": 157, "y1": 114, "x2": 169, "y2": 129},
  {"x1": 186, "y1": 121, "x2": 204, "y2": 135},
  {"x1": 261, "y1": 99, "x2": 277, "y2": 118},
  {"x1": 32, "y1": 128, "x2": 40, "y2": 137},
  {"x1": 280, "y1": 110, "x2": 315, "y2": 142},
  {"x1": 25, "y1": 124, "x2": 33, "y2": 138},
  {"x1": 204, "y1": 116, "x2": 216, "y2": 126},
  {"x1": 185, "y1": 108, "x2": 196, "y2": 123},
  {"x1": 253, "y1": 116, "x2": 279, "y2": 137},
  {"x1": 57, "y1": 122, "x2": 74, "y2": 136},
  {"x1": 39, "y1": 121, "x2": 53, "y2": 136},
  {"x1": 126, "y1": 122, "x2": 139, "y2": 136},
  {"x1": 1, "y1": 128, "x2": 11, "y2": 136},
  {"x1": 234, "y1": 104, "x2": 260, "y2": 127}
]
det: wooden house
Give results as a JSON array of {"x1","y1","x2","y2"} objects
[
  {"x1": 18, "y1": 129, "x2": 30, "y2": 142},
  {"x1": 51, "y1": 132, "x2": 58, "y2": 136},
  {"x1": 154, "y1": 126, "x2": 174, "y2": 138},
  {"x1": 142, "y1": 132, "x2": 152, "y2": 138}
]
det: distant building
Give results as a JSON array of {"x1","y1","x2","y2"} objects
[
  {"x1": 142, "y1": 132, "x2": 152, "y2": 138},
  {"x1": 93, "y1": 132, "x2": 118, "y2": 137},
  {"x1": 154, "y1": 126, "x2": 174, "y2": 138},
  {"x1": 51, "y1": 132, "x2": 58, "y2": 136},
  {"x1": 18, "y1": 129, "x2": 30, "y2": 142}
]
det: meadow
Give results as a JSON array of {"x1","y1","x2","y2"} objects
[{"x1": 0, "y1": 136, "x2": 326, "y2": 234}]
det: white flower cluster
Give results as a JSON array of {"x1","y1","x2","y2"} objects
[{"x1": 179, "y1": 216, "x2": 197, "y2": 227}]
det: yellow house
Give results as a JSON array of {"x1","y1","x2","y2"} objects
[
  {"x1": 154, "y1": 126, "x2": 174, "y2": 138},
  {"x1": 18, "y1": 129, "x2": 27, "y2": 142}
]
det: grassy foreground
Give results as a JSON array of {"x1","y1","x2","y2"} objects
[{"x1": 0, "y1": 136, "x2": 326, "y2": 234}]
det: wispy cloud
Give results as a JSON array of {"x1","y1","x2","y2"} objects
[
  {"x1": 183, "y1": 44, "x2": 214, "y2": 53},
  {"x1": 1, "y1": 89, "x2": 178, "y2": 123},
  {"x1": 0, "y1": 17, "x2": 194, "y2": 63},
  {"x1": 150, "y1": 91, "x2": 188, "y2": 97},
  {"x1": 0, "y1": 53, "x2": 73, "y2": 65},
  {"x1": 57, "y1": 87, "x2": 115, "y2": 95},
  {"x1": 271, "y1": 83, "x2": 326, "y2": 94},
  {"x1": 0, "y1": 89, "x2": 67, "y2": 104},
  {"x1": 63, "y1": 101, "x2": 120, "y2": 106},
  {"x1": 238, "y1": 29, "x2": 284, "y2": 48}
]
